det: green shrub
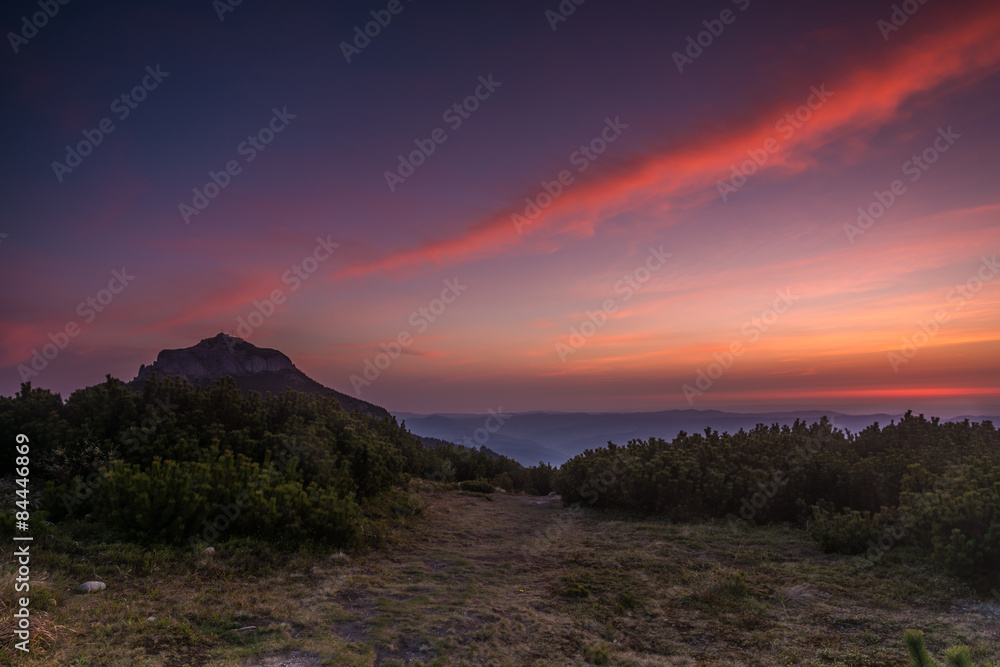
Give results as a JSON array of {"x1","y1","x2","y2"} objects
[
  {"x1": 903, "y1": 629, "x2": 982, "y2": 667},
  {"x1": 715, "y1": 570, "x2": 751, "y2": 599},
  {"x1": 808, "y1": 506, "x2": 885, "y2": 555},
  {"x1": 559, "y1": 573, "x2": 591, "y2": 598},
  {"x1": 90, "y1": 453, "x2": 362, "y2": 547},
  {"x1": 617, "y1": 590, "x2": 640, "y2": 610},
  {"x1": 459, "y1": 478, "x2": 494, "y2": 493},
  {"x1": 899, "y1": 460, "x2": 1000, "y2": 588},
  {"x1": 490, "y1": 471, "x2": 514, "y2": 492},
  {"x1": 583, "y1": 640, "x2": 611, "y2": 665}
]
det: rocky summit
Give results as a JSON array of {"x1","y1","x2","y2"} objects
[{"x1": 129, "y1": 333, "x2": 388, "y2": 417}]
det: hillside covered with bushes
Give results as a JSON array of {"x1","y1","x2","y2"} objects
[{"x1": 0, "y1": 376, "x2": 553, "y2": 551}]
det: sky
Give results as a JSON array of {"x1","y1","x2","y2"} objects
[{"x1": 1, "y1": 0, "x2": 999, "y2": 416}]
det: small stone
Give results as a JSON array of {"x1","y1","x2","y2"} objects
[
  {"x1": 77, "y1": 581, "x2": 106, "y2": 594},
  {"x1": 204, "y1": 546, "x2": 215, "y2": 555},
  {"x1": 146, "y1": 616, "x2": 156, "y2": 623}
]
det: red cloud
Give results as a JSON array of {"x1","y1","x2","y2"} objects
[{"x1": 333, "y1": 6, "x2": 1000, "y2": 282}]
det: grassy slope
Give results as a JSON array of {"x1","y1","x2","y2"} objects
[{"x1": 4, "y1": 483, "x2": 999, "y2": 666}]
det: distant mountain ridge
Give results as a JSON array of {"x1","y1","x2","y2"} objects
[
  {"x1": 129, "y1": 333, "x2": 388, "y2": 417},
  {"x1": 414, "y1": 434, "x2": 504, "y2": 460},
  {"x1": 395, "y1": 409, "x2": 1000, "y2": 466}
]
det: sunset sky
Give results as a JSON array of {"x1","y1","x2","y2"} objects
[{"x1": 1, "y1": 0, "x2": 998, "y2": 415}]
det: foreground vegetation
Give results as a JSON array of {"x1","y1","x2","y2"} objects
[
  {"x1": 1, "y1": 377, "x2": 997, "y2": 663},
  {"x1": 556, "y1": 413, "x2": 1000, "y2": 590},
  {"x1": 0, "y1": 376, "x2": 553, "y2": 552},
  {"x1": 2, "y1": 485, "x2": 999, "y2": 665}
]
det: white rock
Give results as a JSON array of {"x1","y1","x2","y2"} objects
[{"x1": 77, "y1": 581, "x2": 106, "y2": 593}]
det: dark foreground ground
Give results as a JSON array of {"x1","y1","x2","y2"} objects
[{"x1": 5, "y1": 483, "x2": 999, "y2": 666}]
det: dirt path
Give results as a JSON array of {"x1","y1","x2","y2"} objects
[
  {"x1": 235, "y1": 488, "x2": 998, "y2": 667},
  {"x1": 285, "y1": 491, "x2": 576, "y2": 666}
]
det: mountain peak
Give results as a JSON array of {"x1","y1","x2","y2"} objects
[
  {"x1": 134, "y1": 334, "x2": 294, "y2": 383},
  {"x1": 130, "y1": 334, "x2": 388, "y2": 417}
]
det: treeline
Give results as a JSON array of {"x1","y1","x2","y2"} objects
[
  {"x1": 554, "y1": 413, "x2": 999, "y2": 588},
  {"x1": 0, "y1": 376, "x2": 553, "y2": 549}
]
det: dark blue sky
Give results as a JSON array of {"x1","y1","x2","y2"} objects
[{"x1": 2, "y1": 0, "x2": 999, "y2": 415}]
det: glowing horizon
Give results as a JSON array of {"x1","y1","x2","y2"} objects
[{"x1": 1, "y1": 0, "x2": 998, "y2": 415}]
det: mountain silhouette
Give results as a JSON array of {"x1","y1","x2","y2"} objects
[{"x1": 129, "y1": 333, "x2": 388, "y2": 417}]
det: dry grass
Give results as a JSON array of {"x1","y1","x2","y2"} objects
[
  {"x1": 0, "y1": 571, "x2": 64, "y2": 659},
  {"x1": 2, "y1": 484, "x2": 998, "y2": 666}
]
